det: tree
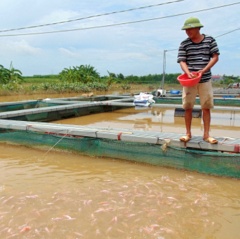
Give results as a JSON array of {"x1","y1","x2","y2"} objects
[
  {"x1": 117, "y1": 73, "x2": 124, "y2": 80},
  {"x1": 106, "y1": 71, "x2": 117, "y2": 87},
  {"x1": 0, "y1": 63, "x2": 23, "y2": 84},
  {"x1": 59, "y1": 64, "x2": 100, "y2": 83},
  {"x1": 8, "y1": 62, "x2": 23, "y2": 83},
  {"x1": 0, "y1": 65, "x2": 10, "y2": 84}
]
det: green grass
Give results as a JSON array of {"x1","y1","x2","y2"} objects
[
  {"x1": 23, "y1": 76, "x2": 60, "y2": 84},
  {"x1": 0, "y1": 74, "x2": 228, "y2": 96}
]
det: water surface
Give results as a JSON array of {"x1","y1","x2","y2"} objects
[{"x1": 0, "y1": 94, "x2": 239, "y2": 239}]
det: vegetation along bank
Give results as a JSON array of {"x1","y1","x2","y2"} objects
[{"x1": 0, "y1": 63, "x2": 239, "y2": 95}]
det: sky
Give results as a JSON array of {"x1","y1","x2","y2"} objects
[{"x1": 0, "y1": 0, "x2": 239, "y2": 77}]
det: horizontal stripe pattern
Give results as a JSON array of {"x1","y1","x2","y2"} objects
[{"x1": 177, "y1": 34, "x2": 220, "y2": 83}]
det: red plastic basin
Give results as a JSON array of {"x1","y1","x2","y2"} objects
[{"x1": 177, "y1": 72, "x2": 202, "y2": 87}]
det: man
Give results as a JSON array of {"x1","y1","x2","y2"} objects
[{"x1": 177, "y1": 17, "x2": 220, "y2": 144}]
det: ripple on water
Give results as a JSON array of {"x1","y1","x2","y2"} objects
[{"x1": 0, "y1": 144, "x2": 240, "y2": 239}]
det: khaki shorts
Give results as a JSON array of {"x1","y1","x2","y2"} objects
[{"x1": 182, "y1": 81, "x2": 214, "y2": 110}]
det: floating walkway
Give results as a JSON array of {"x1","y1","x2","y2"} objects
[
  {"x1": 0, "y1": 97, "x2": 240, "y2": 122},
  {"x1": 0, "y1": 95, "x2": 239, "y2": 178}
]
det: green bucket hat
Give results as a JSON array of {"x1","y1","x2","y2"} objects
[{"x1": 181, "y1": 17, "x2": 204, "y2": 30}]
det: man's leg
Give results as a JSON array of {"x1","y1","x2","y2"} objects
[
  {"x1": 199, "y1": 82, "x2": 218, "y2": 144},
  {"x1": 202, "y1": 108, "x2": 210, "y2": 139},
  {"x1": 185, "y1": 108, "x2": 193, "y2": 138},
  {"x1": 180, "y1": 86, "x2": 196, "y2": 142}
]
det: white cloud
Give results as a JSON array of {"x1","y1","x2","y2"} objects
[
  {"x1": 59, "y1": 47, "x2": 81, "y2": 58},
  {"x1": 0, "y1": 40, "x2": 42, "y2": 55},
  {"x1": 0, "y1": 0, "x2": 239, "y2": 76}
]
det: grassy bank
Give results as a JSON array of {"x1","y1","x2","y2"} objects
[{"x1": 0, "y1": 75, "x2": 226, "y2": 96}]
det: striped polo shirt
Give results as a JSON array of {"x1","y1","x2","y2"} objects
[{"x1": 177, "y1": 34, "x2": 220, "y2": 83}]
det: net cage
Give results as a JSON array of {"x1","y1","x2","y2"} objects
[
  {"x1": 0, "y1": 128, "x2": 239, "y2": 179},
  {"x1": 0, "y1": 98, "x2": 239, "y2": 179},
  {"x1": 154, "y1": 97, "x2": 240, "y2": 107}
]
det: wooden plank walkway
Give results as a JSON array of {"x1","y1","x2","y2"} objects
[
  {"x1": 0, "y1": 100, "x2": 240, "y2": 120},
  {"x1": 0, "y1": 119, "x2": 239, "y2": 154},
  {"x1": 0, "y1": 97, "x2": 239, "y2": 154}
]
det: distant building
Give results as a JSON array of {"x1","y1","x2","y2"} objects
[{"x1": 211, "y1": 75, "x2": 223, "y2": 82}]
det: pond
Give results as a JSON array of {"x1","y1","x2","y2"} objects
[{"x1": 0, "y1": 93, "x2": 239, "y2": 239}]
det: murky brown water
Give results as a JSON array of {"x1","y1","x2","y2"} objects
[
  {"x1": 0, "y1": 94, "x2": 240, "y2": 239},
  {"x1": 55, "y1": 106, "x2": 240, "y2": 139}
]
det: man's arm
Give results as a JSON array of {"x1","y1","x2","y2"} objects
[
  {"x1": 179, "y1": 61, "x2": 194, "y2": 78},
  {"x1": 199, "y1": 53, "x2": 219, "y2": 75},
  {"x1": 180, "y1": 53, "x2": 219, "y2": 78}
]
